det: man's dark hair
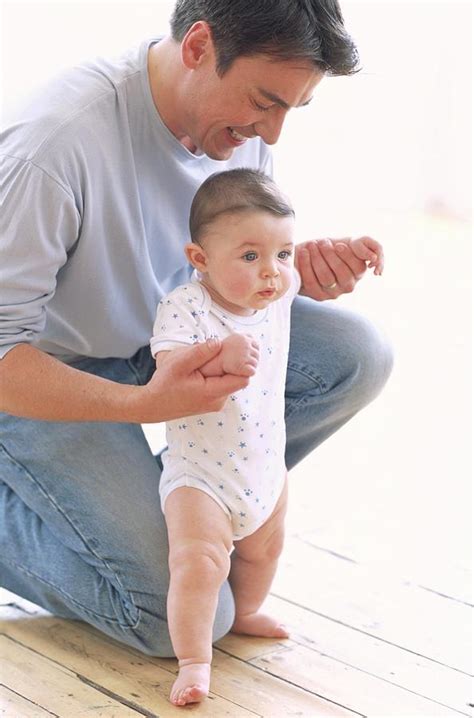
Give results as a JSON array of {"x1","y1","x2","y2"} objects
[
  {"x1": 189, "y1": 168, "x2": 294, "y2": 244},
  {"x1": 170, "y1": 0, "x2": 359, "y2": 77}
]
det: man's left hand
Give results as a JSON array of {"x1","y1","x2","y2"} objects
[{"x1": 295, "y1": 237, "x2": 375, "y2": 301}]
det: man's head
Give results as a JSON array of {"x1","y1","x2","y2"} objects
[
  {"x1": 157, "y1": 1, "x2": 359, "y2": 160},
  {"x1": 171, "y1": 0, "x2": 359, "y2": 77},
  {"x1": 186, "y1": 169, "x2": 296, "y2": 316}
]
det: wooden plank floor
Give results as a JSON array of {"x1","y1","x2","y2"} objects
[
  {"x1": 1, "y1": 212, "x2": 472, "y2": 717},
  {"x1": 0, "y1": 534, "x2": 471, "y2": 718}
]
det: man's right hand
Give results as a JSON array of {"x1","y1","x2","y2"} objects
[
  {"x1": 0, "y1": 341, "x2": 248, "y2": 424},
  {"x1": 135, "y1": 338, "x2": 250, "y2": 422}
]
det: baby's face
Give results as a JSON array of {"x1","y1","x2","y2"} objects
[{"x1": 196, "y1": 210, "x2": 295, "y2": 316}]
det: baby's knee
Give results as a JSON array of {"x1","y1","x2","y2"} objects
[
  {"x1": 236, "y1": 525, "x2": 285, "y2": 565},
  {"x1": 169, "y1": 539, "x2": 230, "y2": 585}
]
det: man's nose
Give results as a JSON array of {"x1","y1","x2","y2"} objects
[{"x1": 255, "y1": 107, "x2": 287, "y2": 145}]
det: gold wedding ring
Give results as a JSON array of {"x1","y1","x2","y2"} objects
[{"x1": 322, "y1": 282, "x2": 338, "y2": 291}]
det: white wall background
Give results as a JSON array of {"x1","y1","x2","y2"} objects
[{"x1": 1, "y1": 1, "x2": 472, "y2": 583}]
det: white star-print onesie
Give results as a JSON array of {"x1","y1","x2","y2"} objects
[{"x1": 150, "y1": 269, "x2": 300, "y2": 540}]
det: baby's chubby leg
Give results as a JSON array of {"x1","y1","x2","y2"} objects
[
  {"x1": 199, "y1": 333, "x2": 260, "y2": 378},
  {"x1": 230, "y1": 475, "x2": 289, "y2": 638},
  {"x1": 164, "y1": 488, "x2": 233, "y2": 706}
]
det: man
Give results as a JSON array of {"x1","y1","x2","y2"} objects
[{"x1": 0, "y1": 0, "x2": 392, "y2": 656}]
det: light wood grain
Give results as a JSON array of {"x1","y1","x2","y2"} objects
[
  {"x1": 273, "y1": 538, "x2": 472, "y2": 673},
  {"x1": 0, "y1": 685, "x2": 57, "y2": 718},
  {"x1": 251, "y1": 643, "x2": 465, "y2": 717},
  {"x1": 2, "y1": 558, "x2": 471, "y2": 718},
  {"x1": 1, "y1": 609, "x2": 344, "y2": 718},
  {"x1": 264, "y1": 593, "x2": 470, "y2": 714},
  {"x1": 0, "y1": 635, "x2": 142, "y2": 716}
]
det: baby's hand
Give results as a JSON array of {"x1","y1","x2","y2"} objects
[
  {"x1": 221, "y1": 334, "x2": 260, "y2": 377},
  {"x1": 348, "y1": 236, "x2": 384, "y2": 276}
]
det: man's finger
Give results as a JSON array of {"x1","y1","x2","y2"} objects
[
  {"x1": 306, "y1": 241, "x2": 339, "y2": 289},
  {"x1": 316, "y1": 240, "x2": 356, "y2": 288},
  {"x1": 177, "y1": 338, "x2": 223, "y2": 371},
  {"x1": 297, "y1": 246, "x2": 327, "y2": 300},
  {"x1": 333, "y1": 242, "x2": 367, "y2": 280}
]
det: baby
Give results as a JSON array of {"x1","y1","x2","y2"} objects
[{"x1": 150, "y1": 169, "x2": 383, "y2": 706}]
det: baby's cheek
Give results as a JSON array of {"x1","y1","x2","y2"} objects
[{"x1": 227, "y1": 275, "x2": 254, "y2": 297}]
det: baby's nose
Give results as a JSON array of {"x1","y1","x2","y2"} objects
[{"x1": 262, "y1": 262, "x2": 279, "y2": 278}]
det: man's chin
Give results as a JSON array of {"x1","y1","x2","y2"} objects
[
  {"x1": 205, "y1": 147, "x2": 235, "y2": 161},
  {"x1": 200, "y1": 138, "x2": 235, "y2": 161},
  {"x1": 180, "y1": 134, "x2": 232, "y2": 160}
]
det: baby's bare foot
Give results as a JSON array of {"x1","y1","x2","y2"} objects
[
  {"x1": 170, "y1": 662, "x2": 210, "y2": 706},
  {"x1": 231, "y1": 612, "x2": 289, "y2": 639}
]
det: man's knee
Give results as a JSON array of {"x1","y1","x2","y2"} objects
[
  {"x1": 342, "y1": 312, "x2": 394, "y2": 407},
  {"x1": 289, "y1": 297, "x2": 393, "y2": 408}
]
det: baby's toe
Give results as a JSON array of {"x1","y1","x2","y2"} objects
[
  {"x1": 186, "y1": 686, "x2": 199, "y2": 700},
  {"x1": 275, "y1": 623, "x2": 290, "y2": 638}
]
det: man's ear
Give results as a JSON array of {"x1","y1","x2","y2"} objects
[
  {"x1": 181, "y1": 21, "x2": 214, "y2": 70},
  {"x1": 185, "y1": 242, "x2": 208, "y2": 271}
]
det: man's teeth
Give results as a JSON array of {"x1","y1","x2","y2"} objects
[{"x1": 229, "y1": 127, "x2": 247, "y2": 141}]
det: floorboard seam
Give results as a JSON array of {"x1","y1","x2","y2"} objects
[
  {"x1": 0, "y1": 682, "x2": 59, "y2": 717},
  {"x1": 270, "y1": 592, "x2": 471, "y2": 675},
  {"x1": 281, "y1": 642, "x2": 470, "y2": 716},
  {"x1": 215, "y1": 647, "x2": 365, "y2": 717},
  {"x1": 417, "y1": 584, "x2": 473, "y2": 607},
  {"x1": 75, "y1": 674, "x2": 158, "y2": 717}
]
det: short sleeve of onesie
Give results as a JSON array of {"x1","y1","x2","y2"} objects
[{"x1": 150, "y1": 281, "x2": 214, "y2": 356}]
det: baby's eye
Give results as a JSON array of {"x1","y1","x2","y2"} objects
[
  {"x1": 243, "y1": 252, "x2": 258, "y2": 262},
  {"x1": 278, "y1": 250, "x2": 292, "y2": 260}
]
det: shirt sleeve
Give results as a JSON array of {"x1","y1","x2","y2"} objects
[
  {"x1": 0, "y1": 157, "x2": 80, "y2": 359},
  {"x1": 150, "y1": 284, "x2": 211, "y2": 357}
]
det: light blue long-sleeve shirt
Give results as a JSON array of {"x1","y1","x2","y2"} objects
[{"x1": 0, "y1": 39, "x2": 272, "y2": 361}]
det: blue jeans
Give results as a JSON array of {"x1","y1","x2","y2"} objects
[{"x1": 0, "y1": 297, "x2": 392, "y2": 656}]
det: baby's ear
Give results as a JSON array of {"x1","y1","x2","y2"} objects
[{"x1": 185, "y1": 242, "x2": 208, "y2": 271}]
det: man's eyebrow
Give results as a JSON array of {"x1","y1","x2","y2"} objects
[{"x1": 257, "y1": 88, "x2": 313, "y2": 110}]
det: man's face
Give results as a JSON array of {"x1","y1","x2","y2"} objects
[{"x1": 181, "y1": 45, "x2": 324, "y2": 160}]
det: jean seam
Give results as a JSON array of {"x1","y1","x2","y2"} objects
[
  {"x1": 287, "y1": 362, "x2": 327, "y2": 391},
  {"x1": 0, "y1": 443, "x2": 141, "y2": 630},
  {"x1": 285, "y1": 363, "x2": 327, "y2": 419},
  {"x1": 126, "y1": 357, "x2": 145, "y2": 385}
]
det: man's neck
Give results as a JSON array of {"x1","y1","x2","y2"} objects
[{"x1": 147, "y1": 39, "x2": 198, "y2": 153}]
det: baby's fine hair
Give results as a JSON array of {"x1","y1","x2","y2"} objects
[{"x1": 189, "y1": 168, "x2": 294, "y2": 244}]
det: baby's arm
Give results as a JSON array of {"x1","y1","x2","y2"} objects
[
  {"x1": 199, "y1": 334, "x2": 259, "y2": 378},
  {"x1": 155, "y1": 334, "x2": 259, "y2": 379},
  {"x1": 348, "y1": 236, "x2": 384, "y2": 276}
]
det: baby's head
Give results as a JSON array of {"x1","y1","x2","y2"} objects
[{"x1": 186, "y1": 169, "x2": 295, "y2": 316}]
